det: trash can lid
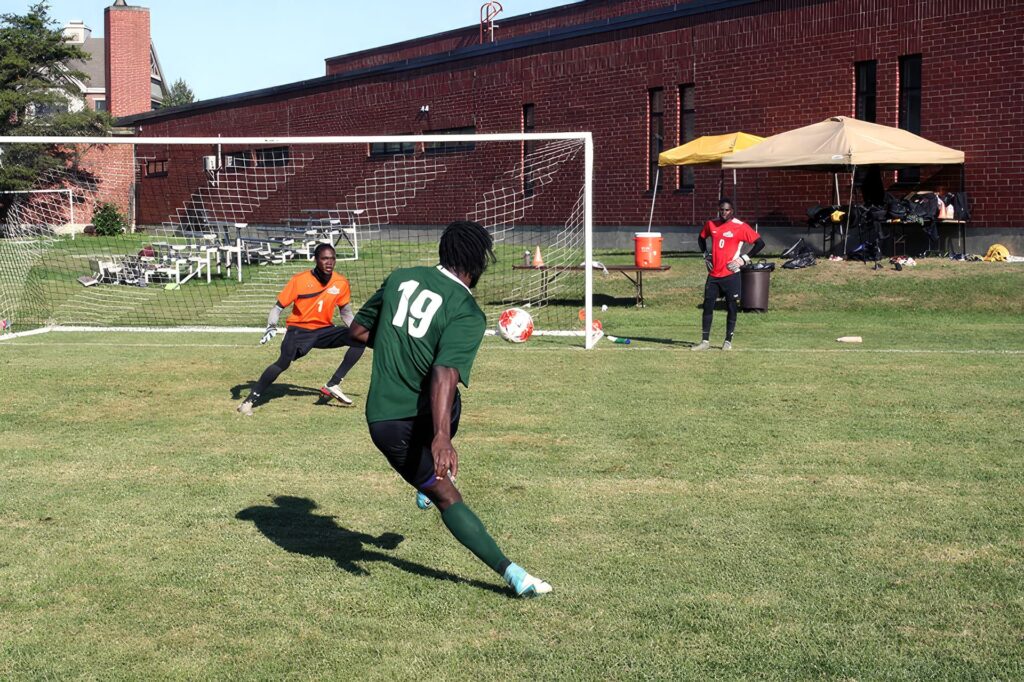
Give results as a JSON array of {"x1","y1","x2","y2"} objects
[{"x1": 634, "y1": 232, "x2": 662, "y2": 238}]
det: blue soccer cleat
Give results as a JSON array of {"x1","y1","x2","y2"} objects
[
  {"x1": 503, "y1": 562, "x2": 553, "y2": 598},
  {"x1": 415, "y1": 491, "x2": 433, "y2": 510}
]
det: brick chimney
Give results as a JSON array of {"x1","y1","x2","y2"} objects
[{"x1": 104, "y1": 0, "x2": 152, "y2": 118}]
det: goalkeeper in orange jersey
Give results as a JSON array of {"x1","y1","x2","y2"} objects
[{"x1": 237, "y1": 243, "x2": 365, "y2": 415}]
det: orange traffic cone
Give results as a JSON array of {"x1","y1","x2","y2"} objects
[{"x1": 532, "y1": 245, "x2": 544, "y2": 267}]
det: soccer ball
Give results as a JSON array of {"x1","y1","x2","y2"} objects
[{"x1": 497, "y1": 308, "x2": 534, "y2": 343}]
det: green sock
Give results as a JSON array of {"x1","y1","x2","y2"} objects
[{"x1": 441, "y1": 501, "x2": 509, "y2": 575}]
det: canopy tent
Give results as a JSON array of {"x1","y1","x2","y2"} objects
[
  {"x1": 720, "y1": 116, "x2": 965, "y2": 253},
  {"x1": 647, "y1": 132, "x2": 764, "y2": 229},
  {"x1": 659, "y1": 132, "x2": 765, "y2": 166},
  {"x1": 721, "y1": 116, "x2": 964, "y2": 169}
]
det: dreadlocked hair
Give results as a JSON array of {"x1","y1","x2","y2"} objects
[{"x1": 438, "y1": 220, "x2": 495, "y2": 284}]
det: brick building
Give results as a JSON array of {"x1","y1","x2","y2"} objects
[{"x1": 117, "y1": 0, "x2": 1024, "y2": 252}]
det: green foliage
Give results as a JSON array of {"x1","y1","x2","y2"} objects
[
  {"x1": 91, "y1": 201, "x2": 126, "y2": 236},
  {"x1": 162, "y1": 78, "x2": 195, "y2": 108},
  {"x1": 0, "y1": 2, "x2": 111, "y2": 193}
]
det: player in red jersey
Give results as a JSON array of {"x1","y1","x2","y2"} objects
[{"x1": 692, "y1": 199, "x2": 765, "y2": 351}]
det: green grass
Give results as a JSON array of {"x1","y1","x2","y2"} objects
[{"x1": 1, "y1": 256, "x2": 1023, "y2": 679}]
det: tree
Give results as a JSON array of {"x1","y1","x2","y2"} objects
[
  {"x1": 0, "y1": 2, "x2": 111, "y2": 193},
  {"x1": 162, "y1": 78, "x2": 195, "y2": 108}
]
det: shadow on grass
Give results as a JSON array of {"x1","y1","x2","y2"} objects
[
  {"x1": 236, "y1": 495, "x2": 507, "y2": 595},
  {"x1": 230, "y1": 382, "x2": 357, "y2": 406}
]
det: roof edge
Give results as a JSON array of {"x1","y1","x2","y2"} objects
[{"x1": 118, "y1": 0, "x2": 762, "y2": 126}]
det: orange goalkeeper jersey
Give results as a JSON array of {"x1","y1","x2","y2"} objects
[{"x1": 276, "y1": 270, "x2": 352, "y2": 329}]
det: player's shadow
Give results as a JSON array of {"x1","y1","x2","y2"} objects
[
  {"x1": 229, "y1": 382, "x2": 330, "y2": 405},
  {"x1": 235, "y1": 496, "x2": 506, "y2": 595}
]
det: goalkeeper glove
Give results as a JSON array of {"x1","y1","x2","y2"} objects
[
  {"x1": 703, "y1": 252, "x2": 713, "y2": 272},
  {"x1": 259, "y1": 326, "x2": 278, "y2": 345}
]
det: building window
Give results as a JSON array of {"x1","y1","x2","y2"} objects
[
  {"x1": 94, "y1": 99, "x2": 108, "y2": 113},
  {"x1": 255, "y1": 147, "x2": 289, "y2": 167},
  {"x1": 224, "y1": 147, "x2": 290, "y2": 169},
  {"x1": 145, "y1": 160, "x2": 168, "y2": 177},
  {"x1": 425, "y1": 126, "x2": 476, "y2": 154},
  {"x1": 369, "y1": 137, "x2": 415, "y2": 157},
  {"x1": 898, "y1": 54, "x2": 922, "y2": 183},
  {"x1": 648, "y1": 88, "x2": 664, "y2": 192},
  {"x1": 678, "y1": 84, "x2": 695, "y2": 190},
  {"x1": 523, "y1": 103, "x2": 536, "y2": 197},
  {"x1": 854, "y1": 61, "x2": 876, "y2": 123}
]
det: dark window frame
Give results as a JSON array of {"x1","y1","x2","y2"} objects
[
  {"x1": 369, "y1": 137, "x2": 416, "y2": 157},
  {"x1": 523, "y1": 103, "x2": 536, "y2": 197},
  {"x1": 424, "y1": 126, "x2": 476, "y2": 155},
  {"x1": 145, "y1": 159, "x2": 168, "y2": 177},
  {"x1": 678, "y1": 84, "x2": 696, "y2": 191},
  {"x1": 897, "y1": 54, "x2": 922, "y2": 183},
  {"x1": 224, "y1": 147, "x2": 290, "y2": 169},
  {"x1": 854, "y1": 60, "x2": 877, "y2": 123},
  {"x1": 648, "y1": 88, "x2": 664, "y2": 192}
]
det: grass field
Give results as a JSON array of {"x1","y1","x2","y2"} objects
[{"x1": 1, "y1": 255, "x2": 1023, "y2": 679}]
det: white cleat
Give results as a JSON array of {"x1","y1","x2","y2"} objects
[
  {"x1": 320, "y1": 383, "x2": 353, "y2": 406},
  {"x1": 504, "y1": 563, "x2": 553, "y2": 598},
  {"x1": 690, "y1": 340, "x2": 710, "y2": 351},
  {"x1": 722, "y1": 340, "x2": 733, "y2": 350},
  {"x1": 236, "y1": 399, "x2": 254, "y2": 416}
]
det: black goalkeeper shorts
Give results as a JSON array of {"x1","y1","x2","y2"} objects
[
  {"x1": 704, "y1": 273, "x2": 741, "y2": 303},
  {"x1": 280, "y1": 325, "x2": 354, "y2": 363},
  {"x1": 368, "y1": 393, "x2": 462, "y2": 490}
]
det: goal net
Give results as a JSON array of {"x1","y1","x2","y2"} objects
[{"x1": 0, "y1": 134, "x2": 597, "y2": 346}]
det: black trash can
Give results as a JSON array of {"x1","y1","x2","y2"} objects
[{"x1": 740, "y1": 260, "x2": 775, "y2": 312}]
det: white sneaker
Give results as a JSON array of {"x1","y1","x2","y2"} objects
[
  {"x1": 236, "y1": 399, "x2": 254, "y2": 416},
  {"x1": 320, "y1": 383, "x2": 353, "y2": 406},
  {"x1": 690, "y1": 340, "x2": 710, "y2": 351},
  {"x1": 722, "y1": 340, "x2": 733, "y2": 350}
]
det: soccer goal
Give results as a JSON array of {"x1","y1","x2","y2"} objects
[{"x1": 0, "y1": 134, "x2": 598, "y2": 347}]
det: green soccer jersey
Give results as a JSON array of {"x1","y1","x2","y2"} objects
[{"x1": 355, "y1": 265, "x2": 487, "y2": 423}]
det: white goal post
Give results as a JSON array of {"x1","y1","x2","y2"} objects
[{"x1": 0, "y1": 134, "x2": 598, "y2": 348}]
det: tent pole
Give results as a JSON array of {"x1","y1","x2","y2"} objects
[
  {"x1": 754, "y1": 171, "x2": 759, "y2": 232},
  {"x1": 834, "y1": 173, "x2": 840, "y2": 205},
  {"x1": 844, "y1": 166, "x2": 856, "y2": 255},
  {"x1": 646, "y1": 167, "x2": 660, "y2": 230}
]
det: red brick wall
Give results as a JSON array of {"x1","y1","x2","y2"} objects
[
  {"x1": 133, "y1": 0, "x2": 1024, "y2": 231},
  {"x1": 104, "y1": 4, "x2": 152, "y2": 118},
  {"x1": 325, "y1": 0, "x2": 687, "y2": 74}
]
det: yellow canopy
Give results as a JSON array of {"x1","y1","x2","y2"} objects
[{"x1": 658, "y1": 132, "x2": 764, "y2": 167}]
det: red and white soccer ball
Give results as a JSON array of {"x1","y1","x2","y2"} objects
[{"x1": 497, "y1": 308, "x2": 534, "y2": 343}]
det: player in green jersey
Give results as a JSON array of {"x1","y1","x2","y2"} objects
[{"x1": 348, "y1": 221, "x2": 552, "y2": 598}]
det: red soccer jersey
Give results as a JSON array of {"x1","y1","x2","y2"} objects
[
  {"x1": 276, "y1": 270, "x2": 351, "y2": 329},
  {"x1": 700, "y1": 218, "x2": 760, "y2": 278}
]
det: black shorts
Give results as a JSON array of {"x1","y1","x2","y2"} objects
[
  {"x1": 368, "y1": 393, "x2": 462, "y2": 490},
  {"x1": 704, "y1": 273, "x2": 741, "y2": 303},
  {"x1": 280, "y1": 325, "x2": 353, "y2": 362}
]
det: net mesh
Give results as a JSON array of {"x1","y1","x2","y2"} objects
[{"x1": 0, "y1": 136, "x2": 589, "y2": 337}]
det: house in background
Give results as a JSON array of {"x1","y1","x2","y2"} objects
[{"x1": 59, "y1": 0, "x2": 168, "y2": 117}]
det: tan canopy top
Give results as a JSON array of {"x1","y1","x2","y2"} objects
[{"x1": 722, "y1": 116, "x2": 964, "y2": 170}]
